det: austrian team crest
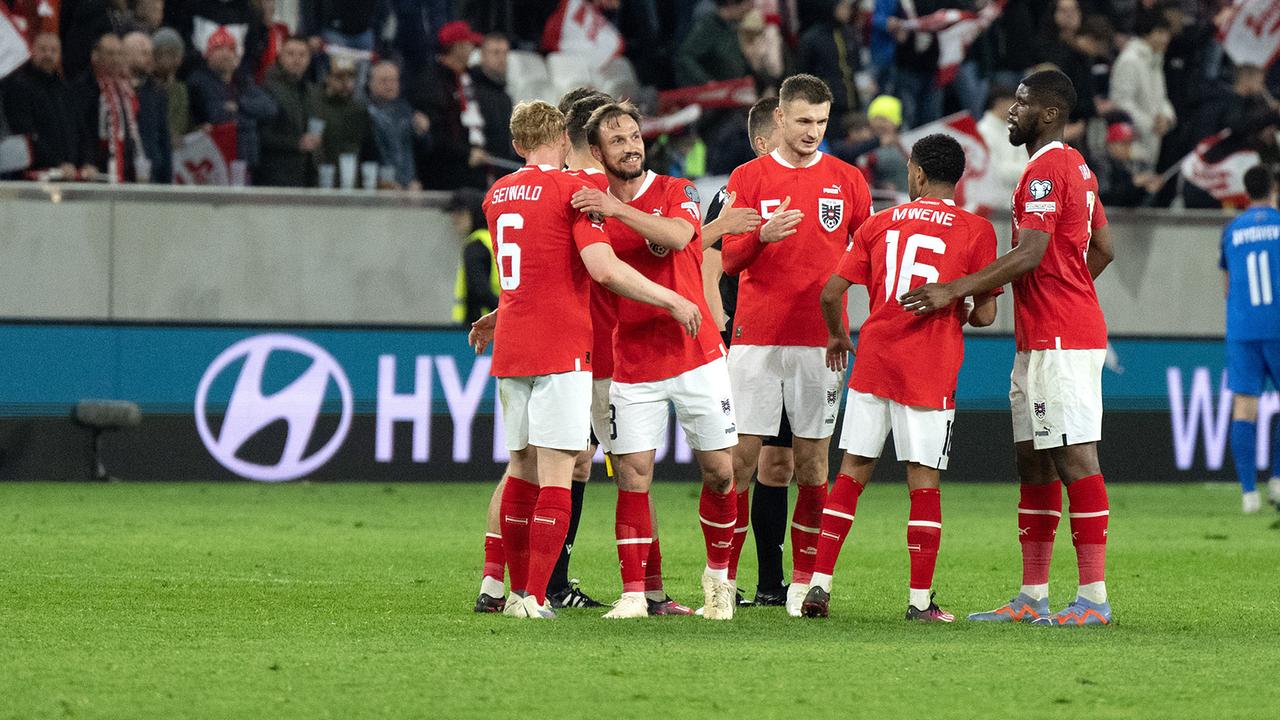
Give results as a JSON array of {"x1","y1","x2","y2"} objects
[
  {"x1": 721, "y1": 399, "x2": 732, "y2": 416},
  {"x1": 826, "y1": 389, "x2": 838, "y2": 406},
  {"x1": 818, "y1": 198, "x2": 844, "y2": 232},
  {"x1": 1033, "y1": 401, "x2": 1047, "y2": 421}
]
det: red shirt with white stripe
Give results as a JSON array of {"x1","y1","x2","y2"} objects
[
  {"x1": 606, "y1": 171, "x2": 724, "y2": 384},
  {"x1": 722, "y1": 150, "x2": 873, "y2": 347},
  {"x1": 836, "y1": 197, "x2": 1001, "y2": 410},
  {"x1": 483, "y1": 164, "x2": 609, "y2": 377},
  {"x1": 1010, "y1": 141, "x2": 1108, "y2": 351},
  {"x1": 566, "y1": 168, "x2": 618, "y2": 379}
]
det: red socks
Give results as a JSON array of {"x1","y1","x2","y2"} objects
[
  {"x1": 907, "y1": 488, "x2": 942, "y2": 592},
  {"x1": 1018, "y1": 480, "x2": 1063, "y2": 587},
  {"x1": 1066, "y1": 474, "x2": 1108, "y2": 585},
  {"x1": 524, "y1": 486, "x2": 572, "y2": 605},
  {"x1": 482, "y1": 533, "x2": 504, "y2": 583},
  {"x1": 616, "y1": 489, "x2": 653, "y2": 594},
  {"x1": 645, "y1": 536, "x2": 664, "y2": 594},
  {"x1": 791, "y1": 483, "x2": 828, "y2": 584},
  {"x1": 699, "y1": 485, "x2": 737, "y2": 573},
  {"x1": 812, "y1": 473, "x2": 863, "y2": 577},
  {"x1": 499, "y1": 475, "x2": 539, "y2": 593},
  {"x1": 727, "y1": 488, "x2": 750, "y2": 581}
]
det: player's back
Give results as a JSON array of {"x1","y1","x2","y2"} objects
[
  {"x1": 726, "y1": 150, "x2": 873, "y2": 346},
  {"x1": 1010, "y1": 142, "x2": 1107, "y2": 351},
  {"x1": 483, "y1": 165, "x2": 595, "y2": 377},
  {"x1": 842, "y1": 198, "x2": 999, "y2": 409},
  {"x1": 1222, "y1": 205, "x2": 1280, "y2": 341}
]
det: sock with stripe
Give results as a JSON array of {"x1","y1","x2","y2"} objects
[
  {"x1": 752, "y1": 482, "x2": 788, "y2": 593},
  {"x1": 1017, "y1": 480, "x2": 1061, "y2": 601},
  {"x1": 699, "y1": 485, "x2": 737, "y2": 580},
  {"x1": 547, "y1": 480, "x2": 587, "y2": 595},
  {"x1": 790, "y1": 482, "x2": 828, "y2": 585},
  {"x1": 1066, "y1": 474, "x2": 1108, "y2": 604},
  {"x1": 810, "y1": 473, "x2": 863, "y2": 593},
  {"x1": 616, "y1": 489, "x2": 653, "y2": 595},
  {"x1": 907, "y1": 487, "x2": 942, "y2": 611},
  {"x1": 499, "y1": 475, "x2": 539, "y2": 594},
  {"x1": 727, "y1": 487, "x2": 750, "y2": 582},
  {"x1": 480, "y1": 532, "x2": 504, "y2": 597},
  {"x1": 1231, "y1": 419, "x2": 1258, "y2": 494},
  {"x1": 525, "y1": 486, "x2": 572, "y2": 606}
]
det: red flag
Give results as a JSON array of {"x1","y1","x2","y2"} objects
[
  {"x1": 172, "y1": 123, "x2": 238, "y2": 186},
  {"x1": 1180, "y1": 131, "x2": 1260, "y2": 207},
  {"x1": 901, "y1": 1, "x2": 1005, "y2": 86},
  {"x1": 656, "y1": 77, "x2": 757, "y2": 114},
  {"x1": 896, "y1": 112, "x2": 1005, "y2": 214},
  {"x1": 1218, "y1": 0, "x2": 1280, "y2": 69}
]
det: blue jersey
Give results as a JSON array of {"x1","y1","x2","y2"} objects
[{"x1": 1220, "y1": 205, "x2": 1280, "y2": 341}]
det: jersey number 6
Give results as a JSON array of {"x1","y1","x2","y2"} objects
[
  {"x1": 495, "y1": 213, "x2": 523, "y2": 290},
  {"x1": 884, "y1": 230, "x2": 946, "y2": 301}
]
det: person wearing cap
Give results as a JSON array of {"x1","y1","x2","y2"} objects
[
  {"x1": 449, "y1": 187, "x2": 499, "y2": 325},
  {"x1": 187, "y1": 25, "x2": 278, "y2": 181},
  {"x1": 152, "y1": 28, "x2": 191, "y2": 147},
  {"x1": 863, "y1": 94, "x2": 908, "y2": 193},
  {"x1": 310, "y1": 54, "x2": 379, "y2": 172},
  {"x1": 1091, "y1": 116, "x2": 1157, "y2": 208},
  {"x1": 407, "y1": 20, "x2": 488, "y2": 190}
]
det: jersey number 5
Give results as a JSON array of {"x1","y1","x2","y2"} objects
[
  {"x1": 884, "y1": 231, "x2": 946, "y2": 301},
  {"x1": 495, "y1": 213, "x2": 523, "y2": 290}
]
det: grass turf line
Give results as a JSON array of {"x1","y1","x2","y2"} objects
[{"x1": 1, "y1": 481, "x2": 1278, "y2": 719}]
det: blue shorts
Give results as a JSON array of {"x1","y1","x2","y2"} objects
[{"x1": 1226, "y1": 340, "x2": 1280, "y2": 396}]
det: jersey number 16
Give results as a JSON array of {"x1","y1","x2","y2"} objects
[{"x1": 884, "y1": 230, "x2": 946, "y2": 301}]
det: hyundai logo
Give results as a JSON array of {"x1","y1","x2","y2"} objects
[{"x1": 195, "y1": 334, "x2": 353, "y2": 482}]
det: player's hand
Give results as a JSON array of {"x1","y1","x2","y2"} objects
[
  {"x1": 826, "y1": 334, "x2": 855, "y2": 372},
  {"x1": 571, "y1": 187, "x2": 624, "y2": 218},
  {"x1": 760, "y1": 196, "x2": 802, "y2": 243},
  {"x1": 668, "y1": 296, "x2": 702, "y2": 338},
  {"x1": 468, "y1": 310, "x2": 497, "y2": 354},
  {"x1": 899, "y1": 282, "x2": 960, "y2": 316},
  {"x1": 716, "y1": 191, "x2": 762, "y2": 234}
]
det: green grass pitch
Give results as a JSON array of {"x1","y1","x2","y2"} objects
[{"x1": 2, "y1": 480, "x2": 1278, "y2": 719}]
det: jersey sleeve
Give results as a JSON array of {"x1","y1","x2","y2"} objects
[
  {"x1": 1220, "y1": 224, "x2": 1229, "y2": 270},
  {"x1": 836, "y1": 220, "x2": 872, "y2": 286},
  {"x1": 1091, "y1": 182, "x2": 1109, "y2": 230},
  {"x1": 721, "y1": 164, "x2": 766, "y2": 275},
  {"x1": 558, "y1": 173, "x2": 610, "y2": 251},
  {"x1": 844, "y1": 166, "x2": 875, "y2": 238},
  {"x1": 572, "y1": 211, "x2": 611, "y2": 251},
  {"x1": 967, "y1": 216, "x2": 1004, "y2": 298},
  {"x1": 666, "y1": 177, "x2": 704, "y2": 241},
  {"x1": 1015, "y1": 158, "x2": 1068, "y2": 235}
]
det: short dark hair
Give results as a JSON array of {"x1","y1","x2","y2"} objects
[
  {"x1": 748, "y1": 97, "x2": 780, "y2": 142},
  {"x1": 566, "y1": 92, "x2": 613, "y2": 149},
  {"x1": 558, "y1": 86, "x2": 601, "y2": 115},
  {"x1": 779, "y1": 74, "x2": 833, "y2": 105},
  {"x1": 1244, "y1": 165, "x2": 1274, "y2": 201},
  {"x1": 1135, "y1": 12, "x2": 1174, "y2": 38},
  {"x1": 910, "y1": 134, "x2": 966, "y2": 186},
  {"x1": 586, "y1": 101, "x2": 643, "y2": 147},
  {"x1": 1021, "y1": 69, "x2": 1077, "y2": 117}
]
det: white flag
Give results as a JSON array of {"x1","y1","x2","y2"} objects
[
  {"x1": 0, "y1": 6, "x2": 31, "y2": 80},
  {"x1": 1219, "y1": 0, "x2": 1280, "y2": 68}
]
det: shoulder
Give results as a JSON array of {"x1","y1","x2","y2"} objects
[{"x1": 729, "y1": 155, "x2": 767, "y2": 181}]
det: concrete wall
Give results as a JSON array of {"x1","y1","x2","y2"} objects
[{"x1": 0, "y1": 182, "x2": 1232, "y2": 334}]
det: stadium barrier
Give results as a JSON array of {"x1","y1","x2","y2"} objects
[{"x1": 0, "y1": 321, "x2": 1270, "y2": 483}]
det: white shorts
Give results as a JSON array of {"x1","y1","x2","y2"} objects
[
  {"x1": 590, "y1": 377, "x2": 613, "y2": 454},
  {"x1": 1010, "y1": 349, "x2": 1105, "y2": 450},
  {"x1": 838, "y1": 389, "x2": 956, "y2": 470},
  {"x1": 728, "y1": 344, "x2": 844, "y2": 439},
  {"x1": 499, "y1": 371, "x2": 592, "y2": 452},
  {"x1": 609, "y1": 358, "x2": 738, "y2": 455}
]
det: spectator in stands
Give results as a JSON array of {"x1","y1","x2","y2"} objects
[
  {"x1": 1110, "y1": 13, "x2": 1176, "y2": 169},
  {"x1": 312, "y1": 56, "x2": 379, "y2": 171},
  {"x1": 887, "y1": 0, "x2": 949, "y2": 129},
  {"x1": 863, "y1": 94, "x2": 909, "y2": 192},
  {"x1": 248, "y1": 0, "x2": 292, "y2": 84},
  {"x1": 737, "y1": 9, "x2": 784, "y2": 93},
  {"x1": 829, "y1": 110, "x2": 898, "y2": 166},
  {"x1": 408, "y1": 20, "x2": 487, "y2": 190},
  {"x1": 71, "y1": 32, "x2": 145, "y2": 182},
  {"x1": 1091, "y1": 118, "x2": 1159, "y2": 208},
  {"x1": 449, "y1": 187, "x2": 498, "y2": 325},
  {"x1": 1182, "y1": 65, "x2": 1279, "y2": 167},
  {"x1": 797, "y1": 0, "x2": 864, "y2": 119},
  {"x1": 164, "y1": 0, "x2": 261, "y2": 78},
  {"x1": 1037, "y1": 0, "x2": 1097, "y2": 121},
  {"x1": 985, "y1": 0, "x2": 1046, "y2": 88},
  {"x1": 368, "y1": 60, "x2": 431, "y2": 190},
  {"x1": 392, "y1": 0, "x2": 455, "y2": 73},
  {"x1": 470, "y1": 33, "x2": 519, "y2": 170},
  {"x1": 152, "y1": 28, "x2": 192, "y2": 148},
  {"x1": 973, "y1": 85, "x2": 1024, "y2": 199},
  {"x1": 258, "y1": 36, "x2": 320, "y2": 187},
  {"x1": 187, "y1": 27, "x2": 278, "y2": 181},
  {"x1": 674, "y1": 0, "x2": 752, "y2": 87},
  {"x1": 122, "y1": 31, "x2": 171, "y2": 182},
  {"x1": 302, "y1": 0, "x2": 380, "y2": 94},
  {"x1": 62, "y1": 0, "x2": 134, "y2": 80},
  {"x1": 132, "y1": 0, "x2": 165, "y2": 33},
  {"x1": 2, "y1": 32, "x2": 78, "y2": 179},
  {"x1": 1075, "y1": 14, "x2": 1115, "y2": 106}
]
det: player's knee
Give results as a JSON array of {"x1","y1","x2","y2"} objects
[{"x1": 1233, "y1": 394, "x2": 1260, "y2": 421}]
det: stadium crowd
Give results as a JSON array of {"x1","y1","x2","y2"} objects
[{"x1": 0, "y1": 0, "x2": 1275, "y2": 209}]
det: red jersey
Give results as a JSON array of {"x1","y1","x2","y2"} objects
[
  {"x1": 1011, "y1": 141, "x2": 1108, "y2": 351},
  {"x1": 722, "y1": 150, "x2": 873, "y2": 347},
  {"x1": 567, "y1": 168, "x2": 619, "y2": 379},
  {"x1": 482, "y1": 164, "x2": 609, "y2": 377},
  {"x1": 606, "y1": 171, "x2": 724, "y2": 384},
  {"x1": 837, "y1": 198, "x2": 1001, "y2": 410}
]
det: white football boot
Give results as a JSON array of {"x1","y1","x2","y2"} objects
[
  {"x1": 1243, "y1": 490, "x2": 1262, "y2": 514},
  {"x1": 786, "y1": 583, "x2": 809, "y2": 617},
  {"x1": 603, "y1": 592, "x2": 649, "y2": 619}
]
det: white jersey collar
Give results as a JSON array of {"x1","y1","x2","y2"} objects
[
  {"x1": 770, "y1": 149, "x2": 823, "y2": 169},
  {"x1": 1028, "y1": 141, "x2": 1064, "y2": 163}
]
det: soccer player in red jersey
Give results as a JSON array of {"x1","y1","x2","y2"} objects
[
  {"x1": 483, "y1": 100, "x2": 701, "y2": 619},
  {"x1": 720, "y1": 74, "x2": 874, "y2": 616},
  {"x1": 901, "y1": 69, "x2": 1117, "y2": 626},
  {"x1": 570, "y1": 101, "x2": 741, "y2": 620},
  {"x1": 801, "y1": 134, "x2": 1000, "y2": 621}
]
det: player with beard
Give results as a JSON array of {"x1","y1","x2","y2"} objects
[
  {"x1": 901, "y1": 69, "x2": 1116, "y2": 626},
  {"x1": 571, "y1": 102, "x2": 740, "y2": 620},
  {"x1": 802, "y1": 134, "x2": 1000, "y2": 621},
  {"x1": 720, "y1": 74, "x2": 874, "y2": 616},
  {"x1": 479, "y1": 100, "x2": 701, "y2": 618}
]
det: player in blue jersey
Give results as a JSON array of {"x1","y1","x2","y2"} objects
[{"x1": 1221, "y1": 166, "x2": 1280, "y2": 513}]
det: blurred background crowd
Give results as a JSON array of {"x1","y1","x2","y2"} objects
[{"x1": 0, "y1": 0, "x2": 1275, "y2": 211}]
